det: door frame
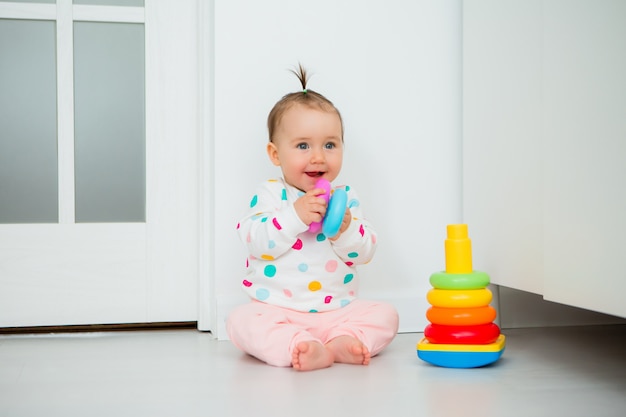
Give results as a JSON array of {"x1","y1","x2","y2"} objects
[{"x1": 196, "y1": 0, "x2": 215, "y2": 332}]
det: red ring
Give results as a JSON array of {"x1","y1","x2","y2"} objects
[{"x1": 424, "y1": 323, "x2": 501, "y2": 344}]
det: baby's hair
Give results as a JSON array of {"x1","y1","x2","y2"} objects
[
  {"x1": 290, "y1": 62, "x2": 310, "y2": 93},
  {"x1": 267, "y1": 63, "x2": 344, "y2": 142}
]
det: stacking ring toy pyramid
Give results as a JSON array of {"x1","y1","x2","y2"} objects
[{"x1": 417, "y1": 224, "x2": 506, "y2": 368}]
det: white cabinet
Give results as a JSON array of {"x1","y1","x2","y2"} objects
[{"x1": 463, "y1": 0, "x2": 626, "y2": 318}]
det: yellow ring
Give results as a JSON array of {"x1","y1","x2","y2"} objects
[{"x1": 427, "y1": 288, "x2": 492, "y2": 308}]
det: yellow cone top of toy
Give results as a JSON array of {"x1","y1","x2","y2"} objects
[{"x1": 445, "y1": 224, "x2": 472, "y2": 274}]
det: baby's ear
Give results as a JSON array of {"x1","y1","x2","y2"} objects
[{"x1": 266, "y1": 142, "x2": 281, "y2": 166}]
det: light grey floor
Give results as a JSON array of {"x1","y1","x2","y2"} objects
[{"x1": 1, "y1": 325, "x2": 624, "y2": 417}]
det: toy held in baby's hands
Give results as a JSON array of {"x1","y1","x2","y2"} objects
[{"x1": 308, "y1": 178, "x2": 348, "y2": 238}]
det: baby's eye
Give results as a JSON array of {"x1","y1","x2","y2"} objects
[
  {"x1": 297, "y1": 143, "x2": 309, "y2": 150},
  {"x1": 324, "y1": 142, "x2": 336, "y2": 149}
]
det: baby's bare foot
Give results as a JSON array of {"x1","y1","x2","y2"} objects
[
  {"x1": 325, "y1": 336, "x2": 371, "y2": 365},
  {"x1": 292, "y1": 341, "x2": 334, "y2": 371}
]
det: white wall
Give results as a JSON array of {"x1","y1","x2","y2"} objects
[{"x1": 212, "y1": 0, "x2": 462, "y2": 338}]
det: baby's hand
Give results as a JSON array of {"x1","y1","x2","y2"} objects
[
  {"x1": 294, "y1": 187, "x2": 328, "y2": 227},
  {"x1": 329, "y1": 208, "x2": 352, "y2": 241}
]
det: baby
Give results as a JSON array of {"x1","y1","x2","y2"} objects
[{"x1": 227, "y1": 65, "x2": 399, "y2": 371}]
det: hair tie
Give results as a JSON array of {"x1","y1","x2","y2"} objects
[{"x1": 302, "y1": 89, "x2": 307, "y2": 94}]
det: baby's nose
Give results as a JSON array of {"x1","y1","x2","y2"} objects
[{"x1": 310, "y1": 148, "x2": 325, "y2": 162}]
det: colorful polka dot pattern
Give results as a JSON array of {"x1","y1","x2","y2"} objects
[
  {"x1": 242, "y1": 226, "x2": 363, "y2": 310},
  {"x1": 237, "y1": 179, "x2": 377, "y2": 312}
]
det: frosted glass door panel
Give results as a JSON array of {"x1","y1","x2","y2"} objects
[
  {"x1": 73, "y1": 1, "x2": 144, "y2": 6},
  {"x1": 9, "y1": 0, "x2": 54, "y2": 4},
  {"x1": 0, "y1": 19, "x2": 58, "y2": 224},
  {"x1": 74, "y1": 22, "x2": 145, "y2": 223}
]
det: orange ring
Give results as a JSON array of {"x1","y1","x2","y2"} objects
[{"x1": 426, "y1": 306, "x2": 497, "y2": 326}]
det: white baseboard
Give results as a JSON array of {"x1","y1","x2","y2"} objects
[{"x1": 214, "y1": 294, "x2": 248, "y2": 340}]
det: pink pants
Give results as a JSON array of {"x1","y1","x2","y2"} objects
[{"x1": 226, "y1": 299, "x2": 399, "y2": 367}]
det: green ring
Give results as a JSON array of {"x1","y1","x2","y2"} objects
[{"x1": 429, "y1": 271, "x2": 490, "y2": 290}]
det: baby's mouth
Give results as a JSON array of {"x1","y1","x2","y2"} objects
[{"x1": 306, "y1": 171, "x2": 325, "y2": 178}]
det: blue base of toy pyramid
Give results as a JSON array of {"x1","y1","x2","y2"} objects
[{"x1": 417, "y1": 334, "x2": 506, "y2": 368}]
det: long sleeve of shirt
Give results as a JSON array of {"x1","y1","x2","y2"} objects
[
  {"x1": 237, "y1": 179, "x2": 309, "y2": 261},
  {"x1": 329, "y1": 187, "x2": 377, "y2": 266}
]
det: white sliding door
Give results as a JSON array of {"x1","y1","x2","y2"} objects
[{"x1": 0, "y1": 0, "x2": 211, "y2": 328}]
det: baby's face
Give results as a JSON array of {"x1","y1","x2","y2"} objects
[{"x1": 267, "y1": 104, "x2": 343, "y2": 192}]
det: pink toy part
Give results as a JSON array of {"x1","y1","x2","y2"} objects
[{"x1": 308, "y1": 178, "x2": 332, "y2": 233}]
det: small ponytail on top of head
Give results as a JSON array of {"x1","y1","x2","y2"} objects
[
  {"x1": 267, "y1": 63, "x2": 344, "y2": 142},
  {"x1": 290, "y1": 62, "x2": 309, "y2": 93}
]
